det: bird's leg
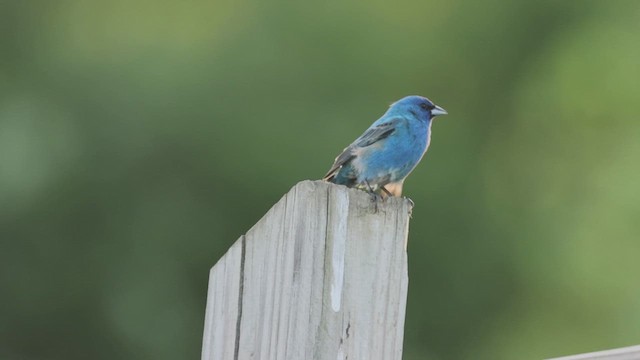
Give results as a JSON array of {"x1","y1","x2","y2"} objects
[
  {"x1": 380, "y1": 186, "x2": 393, "y2": 198},
  {"x1": 364, "y1": 180, "x2": 381, "y2": 212},
  {"x1": 364, "y1": 180, "x2": 375, "y2": 194}
]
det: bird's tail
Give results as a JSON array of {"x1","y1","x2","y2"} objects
[{"x1": 322, "y1": 170, "x2": 337, "y2": 183}]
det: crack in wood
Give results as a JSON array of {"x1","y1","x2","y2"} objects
[{"x1": 233, "y1": 235, "x2": 246, "y2": 360}]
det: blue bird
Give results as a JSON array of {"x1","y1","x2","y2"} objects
[{"x1": 323, "y1": 95, "x2": 447, "y2": 197}]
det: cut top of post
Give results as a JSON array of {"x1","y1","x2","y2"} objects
[{"x1": 202, "y1": 180, "x2": 413, "y2": 360}]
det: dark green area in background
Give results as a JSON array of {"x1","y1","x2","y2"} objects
[{"x1": 1, "y1": 1, "x2": 640, "y2": 359}]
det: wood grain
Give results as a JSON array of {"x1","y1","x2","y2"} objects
[{"x1": 202, "y1": 180, "x2": 412, "y2": 360}]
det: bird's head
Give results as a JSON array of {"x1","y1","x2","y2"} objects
[{"x1": 389, "y1": 95, "x2": 447, "y2": 121}]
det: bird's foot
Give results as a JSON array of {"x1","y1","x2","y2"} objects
[
  {"x1": 403, "y1": 197, "x2": 414, "y2": 217},
  {"x1": 404, "y1": 197, "x2": 414, "y2": 208},
  {"x1": 369, "y1": 192, "x2": 383, "y2": 212}
]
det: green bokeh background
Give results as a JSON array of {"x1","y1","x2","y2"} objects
[{"x1": 2, "y1": 1, "x2": 640, "y2": 359}]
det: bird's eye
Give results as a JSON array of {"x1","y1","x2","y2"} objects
[{"x1": 420, "y1": 103, "x2": 434, "y2": 110}]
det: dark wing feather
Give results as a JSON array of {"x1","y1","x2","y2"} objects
[
  {"x1": 323, "y1": 119, "x2": 399, "y2": 181},
  {"x1": 354, "y1": 120, "x2": 397, "y2": 147},
  {"x1": 323, "y1": 145, "x2": 356, "y2": 181}
]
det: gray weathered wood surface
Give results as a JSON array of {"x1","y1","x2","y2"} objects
[
  {"x1": 202, "y1": 180, "x2": 412, "y2": 360},
  {"x1": 548, "y1": 345, "x2": 640, "y2": 360}
]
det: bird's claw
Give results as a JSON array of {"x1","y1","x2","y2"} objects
[
  {"x1": 369, "y1": 192, "x2": 383, "y2": 212},
  {"x1": 404, "y1": 197, "x2": 414, "y2": 208},
  {"x1": 403, "y1": 197, "x2": 414, "y2": 217}
]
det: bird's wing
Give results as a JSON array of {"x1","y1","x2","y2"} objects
[
  {"x1": 323, "y1": 118, "x2": 401, "y2": 181},
  {"x1": 322, "y1": 145, "x2": 356, "y2": 181},
  {"x1": 354, "y1": 119, "x2": 399, "y2": 147}
]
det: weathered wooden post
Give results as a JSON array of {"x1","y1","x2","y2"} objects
[
  {"x1": 548, "y1": 345, "x2": 640, "y2": 360},
  {"x1": 202, "y1": 180, "x2": 412, "y2": 360}
]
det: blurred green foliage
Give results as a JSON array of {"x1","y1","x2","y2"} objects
[{"x1": 1, "y1": 1, "x2": 640, "y2": 359}]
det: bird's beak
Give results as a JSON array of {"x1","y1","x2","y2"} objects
[{"x1": 431, "y1": 105, "x2": 448, "y2": 116}]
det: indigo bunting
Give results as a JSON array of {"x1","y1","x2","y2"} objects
[{"x1": 323, "y1": 95, "x2": 447, "y2": 197}]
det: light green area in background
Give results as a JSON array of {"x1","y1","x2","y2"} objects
[{"x1": 1, "y1": 1, "x2": 639, "y2": 359}]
